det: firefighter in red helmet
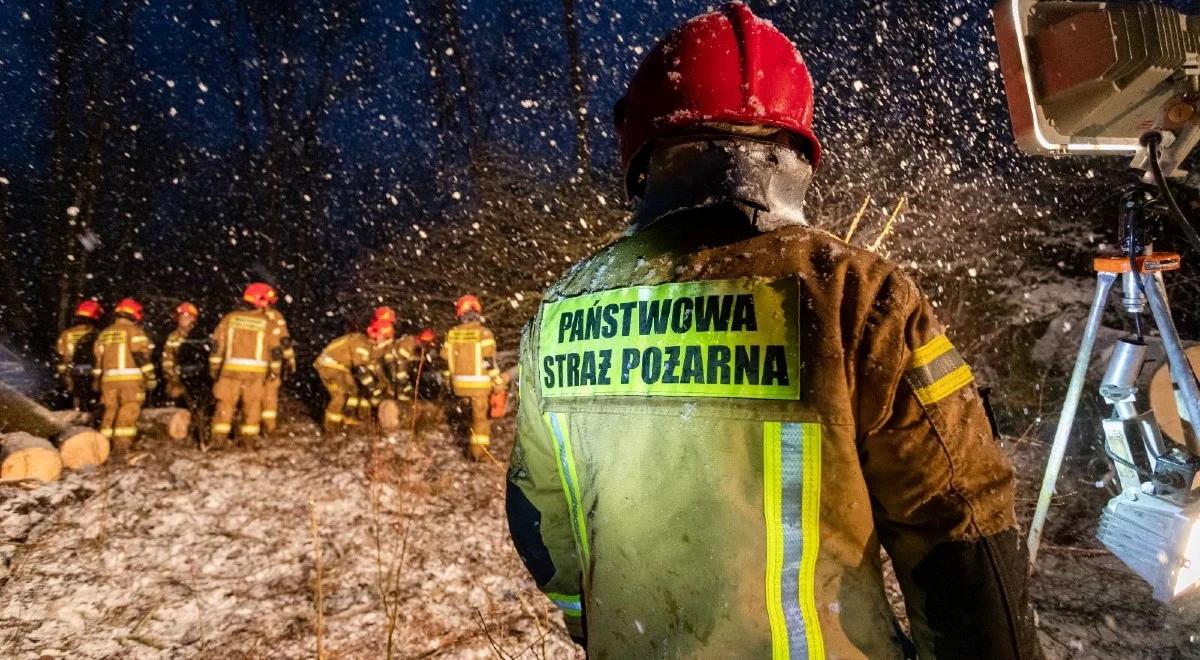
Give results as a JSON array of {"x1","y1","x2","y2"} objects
[
  {"x1": 209, "y1": 284, "x2": 283, "y2": 447},
  {"x1": 162, "y1": 302, "x2": 200, "y2": 404},
  {"x1": 55, "y1": 300, "x2": 104, "y2": 410},
  {"x1": 444, "y1": 295, "x2": 502, "y2": 460},
  {"x1": 505, "y1": 4, "x2": 1040, "y2": 659},
  {"x1": 93, "y1": 298, "x2": 155, "y2": 449}
]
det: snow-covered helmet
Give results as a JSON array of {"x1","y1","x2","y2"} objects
[{"x1": 614, "y1": 1, "x2": 822, "y2": 196}]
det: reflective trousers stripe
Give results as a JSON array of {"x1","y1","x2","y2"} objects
[
  {"x1": 261, "y1": 410, "x2": 277, "y2": 420},
  {"x1": 763, "y1": 421, "x2": 825, "y2": 660},
  {"x1": 545, "y1": 412, "x2": 590, "y2": 569}
]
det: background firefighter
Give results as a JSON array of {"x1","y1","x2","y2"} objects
[
  {"x1": 444, "y1": 295, "x2": 502, "y2": 461},
  {"x1": 505, "y1": 4, "x2": 1041, "y2": 659},
  {"x1": 262, "y1": 288, "x2": 295, "y2": 435},
  {"x1": 208, "y1": 283, "x2": 282, "y2": 446},
  {"x1": 161, "y1": 301, "x2": 199, "y2": 404},
  {"x1": 55, "y1": 299, "x2": 103, "y2": 411},
  {"x1": 93, "y1": 298, "x2": 156, "y2": 449},
  {"x1": 314, "y1": 328, "x2": 385, "y2": 433}
]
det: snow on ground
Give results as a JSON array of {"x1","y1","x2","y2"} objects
[{"x1": 0, "y1": 401, "x2": 581, "y2": 659}]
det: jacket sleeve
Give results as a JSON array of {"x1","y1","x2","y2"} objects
[
  {"x1": 130, "y1": 327, "x2": 156, "y2": 385},
  {"x1": 162, "y1": 333, "x2": 180, "y2": 380},
  {"x1": 505, "y1": 323, "x2": 586, "y2": 645},
  {"x1": 482, "y1": 328, "x2": 500, "y2": 378},
  {"x1": 855, "y1": 271, "x2": 1041, "y2": 660},
  {"x1": 55, "y1": 333, "x2": 70, "y2": 374},
  {"x1": 210, "y1": 314, "x2": 229, "y2": 375}
]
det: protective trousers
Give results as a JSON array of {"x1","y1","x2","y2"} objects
[
  {"x1": 212, "y1": 376, "x2": 265, "y2": 442},
  {"x1": 263, "y1": 377, "x2": 282, "y2": 432},
  {"x1": 466, "y1": 394, "x2": 491, "y2": 460},
  {"x1": 318, "y1": 367, "x2": 357, "y2": 431},
  {"x1": 99, "y1": 381, "x2": 144, "y2": 449}
]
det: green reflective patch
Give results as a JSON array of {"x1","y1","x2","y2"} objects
[{"x1": 538, "y1": 278, "x2": 800, "y2": 400}]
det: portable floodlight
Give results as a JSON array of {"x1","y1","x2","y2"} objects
[{"x1": 993, "y1": 0, "x2": 1200, "y2": 177}]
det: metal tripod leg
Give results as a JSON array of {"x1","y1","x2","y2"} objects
[
  {"x1": 1027, "y1": 271, "x2": 1117, "y2": 567},
  {"x1": 1143, "y1": 272, "x2": 1200, "y2": 456}
]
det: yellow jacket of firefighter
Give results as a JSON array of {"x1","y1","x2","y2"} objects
[
  {"x1": 210, "y1": 309, "x2": 280, "y2": 381},
  {"x1": 56, "y1": 323, "x2": 97, "y2": 376},
  {"x1": 93, "y1": 318, "x2": 155, "y2": 384},
  {"x1": 507, "y1": 222, "x2": 1026, "y2": 659},
  {"x1": 444, "y1": 322, "x2": 499, "y2": 396},
  {"x1": 314, "y1": 333, "x2": 379, "y2": 383}
]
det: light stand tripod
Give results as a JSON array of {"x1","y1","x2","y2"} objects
[{"x1": 1026, "y1": 185, "x2": 1200, "y2": 603}]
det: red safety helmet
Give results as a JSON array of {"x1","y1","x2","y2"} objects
[
  {"x1": 367, "y1": 319, "x2": 395, "y2": 342},
  {"x1": 373, "y1": 306, "x2": 397, "y2": 325},
  {"x1": 74, "y1": 300, "x2": 103, "y2": 321},
  {"x1": 243, "y1": 282, "x2": 275, "y2": 309},
  {"x1": 175, "y1": 301, "x2": 199, "y2": 321},
  {"x1": 417, "y1": 328, "x2": 436, "y2": 345},
  {"x1": 114, "y1": 298, "x2": 143, "y2": 322},
  {"x1": 455, "y1": 295, "x2": 483, "y2": 319},
  {"x1": 614, "y1": 1, "x2": 822, "y2": 196}
]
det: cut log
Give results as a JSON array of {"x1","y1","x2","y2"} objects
[
  {"x1": 378, "y1": 400, "x2": 403, "y2": 433},
  {"x1": 57, "y1": 427, "x2": 110, "y2": 470},
  {"x1": 1, "y1": 433, "x2": 63, "y2": 483},
  {"x1": 138, "y1": 407, "x2": 192, "y2": 441}
]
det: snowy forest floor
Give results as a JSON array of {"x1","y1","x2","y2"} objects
[
  {"x1": 0, "y1": 400, "x2": 582, "y2": 659},
  {"x1": 1, "y1": 396, "x2": 1199, "y2": 658}
]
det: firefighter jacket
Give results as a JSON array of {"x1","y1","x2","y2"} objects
[
  {"x1": 444, "y1": 322, "x2": 500, "y2": 397},
  {"x1": 265, "y1": 308, "x2": 296, "y2": 376},
  {"x1": 315, "y1": 333, "x2": 383, "y2": 393},
  {"x1": 162, "y1": 328, "x2": 188, "y2": 384},
  {"x1": 506, "y1": 214, "x2": 1038, "y2": 659},
  {"x1": 210, "y1": 309, "x2": 281, "y2": 381},
  {"x1": 93, "y1": 318, "x2": 155, "y2": 387},
  {"x1": 56, "y1": 323, "x2": 98, "y2": 378},
  {"x1": 381, "y1": 335, "x2": 422, "y2": 397}
]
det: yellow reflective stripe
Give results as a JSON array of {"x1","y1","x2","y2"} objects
[
  {"x1": 212, "y1": 422, "x2": 232, "y2": 433},
  {"x1": 100, "y1": 428, "x2": 114, "y2": 438},
  {"x1": 209, "y1": 356, "x2": 224, "y2": 363},
  {"x1": 102, "y1": 373, "x2": 144, "y2": 383},
  {"x1": 324, "y1": 412, "x2": 344, "y2": 422},
  {"x1": 469, "y1": 434, "x2": 491, "y2": 446},
  {"x1": 763, "y1": 421, "x2": 824, "y2": 660},
  {"x1": 113, "y1": 427, "x2": 138, "y2": 438},
  {"x1": 261, "y1": 410, "x2": 277, "y2": 420},
  {"x1": 223, "y1": 363, "x2": 269, "y2": 373},
  {"x1": 910, "y1": 334, "x2": 953, "y2": 368},
  {"x1": 544, "y1": 412, "x2": 590, "y2": 570},
  {"x1": 912, "y1": 364, "x2": 974, "y2": 405},
  {"x1": 239, "y1": 424, "x2": 260, "y2": 435}
]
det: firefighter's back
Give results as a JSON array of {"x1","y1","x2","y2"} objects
[
  {"x1": 214, "y1": 309, "x2": 273, "y2": 381},
  {"x1": 516, "y1": 217, "x2": 1010, "y2": 658}
]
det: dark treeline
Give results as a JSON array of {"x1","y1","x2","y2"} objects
[{"x1": 2, "y1": 0, "x2": 1189, "y2": 404}]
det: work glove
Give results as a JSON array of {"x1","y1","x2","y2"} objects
[{"x1": 145, "y1": 378, "x2": 158, "y2": 392}]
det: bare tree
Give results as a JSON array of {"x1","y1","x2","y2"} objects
[{"x1": 560, "y1": 0, "x2": 590, "y2": 179}]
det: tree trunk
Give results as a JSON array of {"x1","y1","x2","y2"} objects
[
  {"x1": 561, "y1": 0, "x2": 590, "y2": 178},
  {"x1": 1, "y1": 433, "x2": 63, "y2": 483}
]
